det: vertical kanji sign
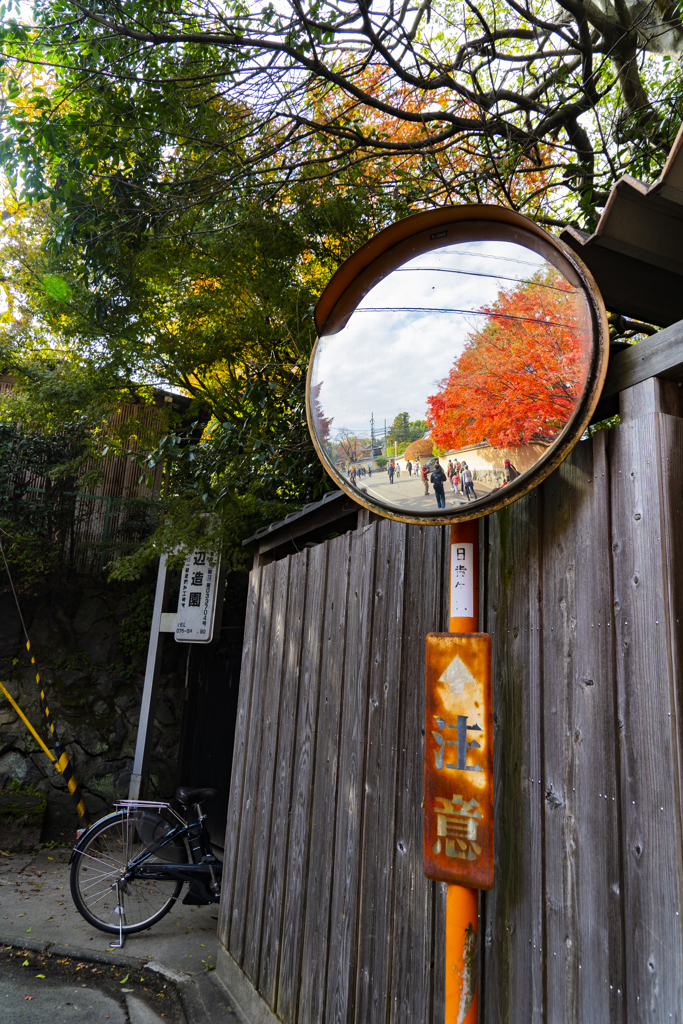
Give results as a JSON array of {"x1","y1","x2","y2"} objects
[
  {"x1": 450, "y1": 542, "x2": 474, "y2": 619},
  {"x1": 424, "y1": 633, "x2": 493, "y2": 889},
  {"x1": 175, "y1": 549, "x2": 221, "y2": 643}
]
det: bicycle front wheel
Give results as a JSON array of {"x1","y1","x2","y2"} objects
[{"x1": 70, "y1": 811, "x2": 186, "y2": 935}]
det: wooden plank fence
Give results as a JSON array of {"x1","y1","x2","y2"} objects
[
  {"x1": 219, "y1": 376, "x2": 683, "y2": 1024},
  {"x1": 218, "y1": 519, "x2": 450, "y2": 1024},
  {"x1": 482, "y1": 377, "x2": 683, "y2": 1023}
]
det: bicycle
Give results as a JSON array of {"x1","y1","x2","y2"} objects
[{"x1": 69, "y1": 787, "x2": 222, "y2": 949}]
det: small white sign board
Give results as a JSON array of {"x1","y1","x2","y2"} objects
[
  {"x1": 175, "y1": 549, "x2": 221, "y2": 643},
  {"x1": 450, "y1": 542, "x2": 474, "y2": 619}
]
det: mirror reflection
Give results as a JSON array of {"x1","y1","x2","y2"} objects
[{"x1": 309, "y1": 227, "x2": 594, "y2": 515}]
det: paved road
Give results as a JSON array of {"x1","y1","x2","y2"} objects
[
  {"x1": 352, "y1": 471, "x2": 496, "y2": 511},
  {"x1": 0, "y1": 846, "x2": 219, "y2": 973},
  {"x1": 0, "y1": 946, "x2": 175, "y2": 1023},
  {"x1": 2, "y1": 973, "x2": 128, "y2": 1024},
  {"x1": 0, "y1": 845, "x2": 244, "y2": 1023}
]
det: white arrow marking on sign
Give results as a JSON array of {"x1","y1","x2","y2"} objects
[{"x1": 439, "y1": 655, "x2": 479, "y2": 698}]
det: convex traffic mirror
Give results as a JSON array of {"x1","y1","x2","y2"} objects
[{"x1": 307, "y1": 206, "x2": 608, "y2": 524}]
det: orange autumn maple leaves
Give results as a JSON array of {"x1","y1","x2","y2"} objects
[{"x1": 427, "y1": 268, "x2": 591, "y2": 449}]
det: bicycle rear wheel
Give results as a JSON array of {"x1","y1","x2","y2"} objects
[{"x1": 70, "y1": 810, "x2": 186, "y2": 935}]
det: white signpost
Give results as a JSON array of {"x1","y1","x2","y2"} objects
[
  {"x1": 175, "y1": 549, "x2": 221, "y2": 643},
  {"x1": 129, "y1": 548, "x2": 223, "y2": 799}
]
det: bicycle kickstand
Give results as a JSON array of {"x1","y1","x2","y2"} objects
[{"x1": 109, "y1": 881, "x2": 126, "y2": 950}]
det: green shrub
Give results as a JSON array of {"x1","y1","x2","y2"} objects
[{"x1": 119, "y1": 583, "x2": 157, "y2": 656}]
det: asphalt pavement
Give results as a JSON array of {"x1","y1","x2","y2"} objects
[
  {"x1": 354, "y1": 471, "x2": 495, "y2": 511},
  {"x1": 1, "y1": 948, "x2": 171, "y2": 1024},
  {"x1": 0, "y1": 844, "x2": 245, "y2": 1023}
]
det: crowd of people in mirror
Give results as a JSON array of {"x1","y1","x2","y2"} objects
[
  {"x1": 423, "y1": 458, "x2": 476, "y2": 508},
  {"x1": 346, "y1": 454, "x2": 520, "y2": 510},
  {"x1": 348, "y1": 464, "x2": 372, "y2": 485}
]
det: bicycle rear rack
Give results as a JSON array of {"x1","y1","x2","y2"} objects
[{"x1": 113, "y1": 799, "x2": 186, "y2": 825}]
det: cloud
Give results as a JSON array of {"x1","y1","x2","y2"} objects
[{"x1": 311, "y1": 239, "x2": 549, "y2": 438}]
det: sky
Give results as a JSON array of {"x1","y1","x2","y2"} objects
[{"x1": 310, "y1": 238, "x2": 559, "y2": 440}]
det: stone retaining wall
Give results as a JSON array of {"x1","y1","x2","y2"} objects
[{"x1": 0, "y1": 583, "x2": 186, "y2": 833}]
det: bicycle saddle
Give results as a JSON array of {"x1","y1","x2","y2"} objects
[{"x1": 176, "y1": 787, "x2": 218, "y2": 806}]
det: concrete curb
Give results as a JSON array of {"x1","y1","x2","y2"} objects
[
  {"x1": 145, "y1": 959, "x2": 193, "y2": 984},
  {"x1": 1, "y1": 933, "x2": 249, "y2": 1023},
  {"x1": 1, "y1": 934, "x2": 51, "y2": 955},
  {"x1": 0, "y1": 933, "x2": 148, "y2": 968}
]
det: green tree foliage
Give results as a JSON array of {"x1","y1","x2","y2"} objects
[
  {"x1": 0, "y1": 419, "x2": 89, "y2": 585},
  {"x1": 386, "y1": 413, "x2": 428, "y2": 455},
  {"x1": 1, "y1": 0, "x2": 682, "y2": 236},
  {"x1": 0, "y1": 149, "x2": 413, "y2": 574},
  {"x1": 0, "y1": 0, "x2": 674, "y2": 576}
]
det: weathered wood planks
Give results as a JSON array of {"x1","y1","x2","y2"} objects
[
  {"x1": 389, "y1": 523, "x2": 444, "y2": 1024},
  {"x1": 482, "y1": 489, "x2": 545, "y2": 1024},
  {"x1": 221, "y1": 394, "x2": 683, "y2": 1024},
  {"x1": 242, "y1": 557, "x2": 291, "y2": 983},
  {"x1": 227, "y1": 562, "x2": 276, "y2": 961},
  {"x1": 298, "y1": 532, "x2": 352, "y2": 1023},
  {"x1": 600, "y1": 317, "x2": 683, "y2": 398},
  {"x1": 324, "y1": 521, "x2": 376, "y2": 1024},
  {"x1": 218, "y1": 564, "x2": 262, "y2": 950},
  {"x1": 353, "y1": 520, "x2": 407, "y2": 1024},
  {"x1": 222, "y1": 518, "x2": 447, "y2": 1024},
  {"x1": 479, "y1": 402, "x2": 683, "y2": 1022},
  {"x1": 609, "y1": 413, "x2": 683, "y2": 1020},
  {"x1": 540, "y1": 439, "x2": 623, "y2": 1023},
  {"x1": 259, "y1": 552, "x2": 308, "y2": 1004},
  {"x1": 276, "y1": 544, "x2": 328, "y2": 1023}
]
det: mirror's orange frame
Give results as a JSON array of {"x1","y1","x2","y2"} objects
[{"x1": 307, "y1": 204, "x2": 609, "y2": 525}]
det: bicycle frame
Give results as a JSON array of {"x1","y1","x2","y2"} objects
[{"x1": 70, "y1": 800, "x2": 222, "y2": 907}]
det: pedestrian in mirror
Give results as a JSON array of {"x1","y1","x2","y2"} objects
[{"x1": 307, "y1": 206, "x2": 608, "y2": 524}]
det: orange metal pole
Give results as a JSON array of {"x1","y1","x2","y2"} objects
[
  {"x1": 446, "y1": 520, "x2": 480, "y2": 1024},
  {"x1": 445, "y1": 884, "x2": 479, "y2": 1024}
]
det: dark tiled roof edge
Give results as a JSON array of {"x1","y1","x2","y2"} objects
[{"x1": 242, "y1": 489, "x2": 347, "y2": 545}]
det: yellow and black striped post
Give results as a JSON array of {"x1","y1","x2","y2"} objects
[
  {"x1": 25, "y1": 637, "x2": 89, "y2": 822},
  {"x1": 0, "y1": 536, "x2": 89, "y2": 824},
  {"x1": 0, "y1": 680, "x2": 57, "y2": 765}
]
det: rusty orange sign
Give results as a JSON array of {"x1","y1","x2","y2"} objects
[{"x1": 423, "y1": 633, "x2": 493, "y2": 889}]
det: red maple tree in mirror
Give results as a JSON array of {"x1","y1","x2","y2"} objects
[{"x1": 427, "y1": 268, "x2": 591, "y2": 449}]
